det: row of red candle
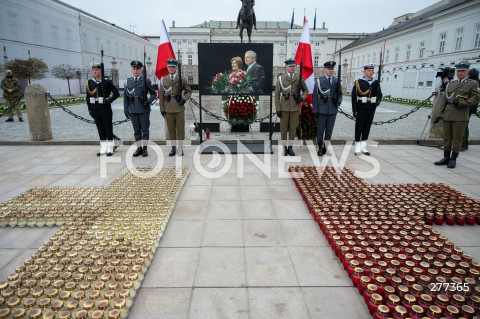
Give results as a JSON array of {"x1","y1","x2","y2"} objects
[{"x1": 288, "y1": 166, "x2": 480, "y2": 314}]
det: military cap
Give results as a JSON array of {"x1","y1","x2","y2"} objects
[
  {"x1": 131, "y1": 60, "x2": 143, "y2": 68},
  {"x1": 324, "y1": 61, "x2": 336, "y2": 68},
  {"x1": 363, "y1": 63, "x2": 375, "y2": 70},
  {"x1": 166, "y1": 59, "x2": 178, "y2": 66},
  {"x1": 5, "y1": 69, "x2": 12, "y2": 74},
  {"x1": 284, "y1": 58, "x2": 296, "y2": 66},
  {"x1": 455, "y1": 61, "x2": 470, "y2": 70},
  {"x1": 91, "y1": 63, "x2": 101, "y2": 69}
]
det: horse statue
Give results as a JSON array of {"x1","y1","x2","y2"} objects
[{"x1": 236, "y1": 0, "x2": 256, "y2": 43}]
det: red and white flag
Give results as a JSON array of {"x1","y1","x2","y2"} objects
[
  {"x1": 155, "y1": 20, "x2": 175, "y2": 80},
  {"x1": 294, "y1": 20, "x2": 314, "y2": 97}
]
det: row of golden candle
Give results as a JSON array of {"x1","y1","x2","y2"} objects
[
  {"x1": 290, "y1": 166, "x2": 479, "y2": 319},
  {"x1": 0, "y1": 166, "x2": 189, "y2": 319}
]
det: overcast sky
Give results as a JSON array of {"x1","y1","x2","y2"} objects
[{"x1": 61, "y1": 0, "x2": 441, "y2": 36}]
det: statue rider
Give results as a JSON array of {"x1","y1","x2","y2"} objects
[{"x1": 237, "y1": 0, "x2": 257, "y2": 30}]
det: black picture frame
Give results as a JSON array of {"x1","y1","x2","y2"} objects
[{"x1": 198, "y1": 43, "x2": 273, "y2": 96}]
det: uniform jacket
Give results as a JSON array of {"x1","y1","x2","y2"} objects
[
  {"x1": 123, "y1": 76, "x2": 157, "y2": 114},
  {"x1": 438, "y1": 78, "x2": 480, "y2": 121},
  {"x1": 351, "y1": 78, "x2": 382, "y2": 113},
  {"x1": 1, "y1": 76, "x2": 21, "y2": 99},
  {"x1": 86, "y1": 78, "x2": 120, "y2": 111},
  {"x1": 312, "y1": 76, "x2": 343, "y2": 115},
  {"x1": 159, "y1": 75, "x2": 192, "y2": 113},
  {"x1": 245, "y1": 62, "x2": 265, "y2": 94},
  {"x1": 275, "y1": 73, "x2": 309, "y2": 112}
]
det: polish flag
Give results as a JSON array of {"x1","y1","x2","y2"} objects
[
  {"x1": 294, "y1": 20, "x2": 314, "y2": 97},
  {"x1": 155, "y1": 20, "x2": 176, "y2": 80}
]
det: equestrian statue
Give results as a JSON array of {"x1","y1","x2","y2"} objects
[{"x1": 236, "y1": 0, "x2": 257, "y2": 43}]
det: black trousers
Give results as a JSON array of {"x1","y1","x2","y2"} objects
[
  {"x1": 316, "y1": 113, "x2": 337, "y2": 145},
  {"x1": 355, "y1": 108, "x2": 376, "y2": 141},
  {"x1": 130, "y1": 112, "x2": 150, "y2": 141},
  {"x1": 91, "y1": 108, "x2": 113, "y2": 140}
]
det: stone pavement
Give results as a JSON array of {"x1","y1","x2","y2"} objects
[
  {"x1": 1, "y1": 94, "x2": 479, "y2": 143},
  {"x1": 0, "y1": 144, "x2": 479, "y2": 318}
]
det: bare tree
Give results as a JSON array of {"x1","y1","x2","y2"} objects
[
  {"x1": 51, "y1": 64, "x2": 80, "y2": 96},
  {"x1": 5, "y1": 58, "x2": 48, "y2": 84}
]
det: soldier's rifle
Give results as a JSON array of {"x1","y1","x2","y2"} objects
[
  {"x1": 100, "y1": 49, "x2": 106, "y2": 102},
  {"x1": 143, "y1": 46, "x2": 148, "y2": 105},
  {"x1": 377, "y1": 51, "x2": 383, "y2": 90},
  {"x1": 177, "y1": 61, "x2": 183, "y2": 102},
  {"x1": 336, "y1": 51, "x2": 342, "y2": 103}
]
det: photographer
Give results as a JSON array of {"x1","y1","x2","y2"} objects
[
  {"x1": 433, "y1": 62, "x2": 480, "y2": 169},
  {"x1": 428, "y1": 67, "x2": 455, "y2": 139}
]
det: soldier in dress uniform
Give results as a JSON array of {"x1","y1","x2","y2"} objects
[
  {"x1": 275, "y1": 58, "x2": 308, "y2": 156},
  {"x1": 86, "y1": 63, "x2": 120, "y2": 156},
  {"x1": 124, "y1": 60, "x2": 157, "y2": 157},
  {"x1": 159, "y1": 59, "x2": 192, "y2": 157},
  {"x1": 313, "y1": 61, "x2": 342, "y2": 156},
  {"x1": 351, "y1": 63, "x2": 382, "y2": 156},
  {"x1": 433, "y1": 62, "x2": 480, "y2": 168}
]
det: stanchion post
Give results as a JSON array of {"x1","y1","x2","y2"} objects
[{"x1": 25, "y1": 84, "x2": 52, "y2": 141}]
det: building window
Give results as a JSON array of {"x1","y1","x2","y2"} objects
[
  {"x1": 294, "y1": 41, "x2": 299, "y2": 46},
  {"x1": 406, "y1": 44, "x2": 411, "y2": 61},
  {"x1": 188, "y1": 75, "x2": 193, "y2": 84},
  {"x1": 9, "y1": 13, "x2": 19, "y2": 40},
  {"x1": 362, "y1": 55, "x2": 365, "y2": 66},
  {"x1": 187, "y1": 40, "x2": 192, "y2": 46},
  {"x1": 419, "y1": 41, "x2": 425, "y2": 58},
  {"x1": 66, "y1": 28, "x2": 72, "y2": 50},
  {"x1": 315, "y1": 42, "x2": 320, "y2": 47},
  {"x1": 394, "y1": 47, "x2": 399, "y2": 62},
  {"x1": 33, "y1": 19, "x2": 41, "y2": 43},
  {"x1": 51, "y1": 24, "x2": 58, "y2": 47},
  {"x1": 454, "y1": 28, "x2": 463, "y2": 51},
  {"x1": 82, "y1": 32, "x2": 88, "y2": 51},
  {"x1": 367, "y1": 53, "x2": 370, "y2": 63},
  {"x1": 188, "y1": 54, "x2": 192, "y2": 65},
  {"x1": 314, "y1": 56, "x2": 319, "y2": 67},
  {"x1": 178, "y1": 52, "x2": 182, "y2": 64},
  {"x1": 385, "y1": 49, "x2": 390, "y2": 63},
  {"x1": 439, "y1": 33, "x2": 446, "y2": 54},
  {"x1": 475, "y1": 24, "x2": 480, "y2": 48},
  {"x1": 373, "y1": 52, "x2": 376, "y2": 64},
  {"x1": 280, "y1": 42, "x2": 285, "y2": 47},
  {"x1": 426, "y1": 80, "x2": 433, "y2": 88}
]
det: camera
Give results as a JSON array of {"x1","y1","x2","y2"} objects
[{"x1": 435, "y1": 67, "x2": 455, "y2": 80}]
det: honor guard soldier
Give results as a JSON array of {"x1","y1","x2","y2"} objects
[
  {"x1": 433, "y1": 61, "x2": 480, "y2": 168},
  {"x1": 86, "y1": 63, "x2": 120, "y2": 156},
  {"x1": 313, "y1": 61, "x2": 342, "y2": 156},
  {"x1": 124, "y1": 60, "x2": 157, "y2": 157},
  {"x1": 275, "y1": 58, "x2": 308, "y2": 156},
  {"x1": 159, "y1": 59, "x2": 192, "y2": 157},
  {"x1": 351, "y1": 63, "x2": 382, "y2": 156}
]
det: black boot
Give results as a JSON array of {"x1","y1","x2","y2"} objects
[
  {"x1": 133, "y1": 147, "x2": 142, "y2": 157},
  {"x1": 169, "y1": 146, "x2": 176, "y2": 157},
  {"x1": 434, "y1": 150, "x2": 450, "y2": 165},
  {"x1": 447, "y1": 152, "x2": 458, "y2": 169},
  {"x1": 283, "y1": 146, "x2": 288, "y2": 156},
  {"x1": 142, "y1": 146, "x2": 148, "y2": 157},
  {"x1": 317, "y1": 143, "x2": 324, "y2": 156},
  {"x1": 288, "y1": 146, "x2": 295, "y2": 156}
]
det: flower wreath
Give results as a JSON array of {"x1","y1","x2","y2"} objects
[
  {"x1": 298, "y1": 96, "x2": 317, "y2": 140},
  {"x1": 222, "y1": 95, "x2": 258, "y2": 125}
]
